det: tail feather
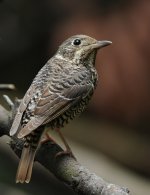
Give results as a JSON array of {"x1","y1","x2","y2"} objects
[
  {"x1": 25, "y1": 150, "x2": 36, "y2": 183},
  {"x1": 16, "y1": 146, "x2": 36, "y2": 183}
]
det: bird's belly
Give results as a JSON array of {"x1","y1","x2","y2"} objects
[{"x1": 49, "y1": 94, "x2": 92, "y2": 129}]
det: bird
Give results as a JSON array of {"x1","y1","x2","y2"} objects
[{"x1": 9, "y1": 34, "x2": 112, "y2": 183}]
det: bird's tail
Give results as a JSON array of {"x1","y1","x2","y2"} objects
[{"x1": 16, "y1": 145, "x2": 36, "y2": 183}]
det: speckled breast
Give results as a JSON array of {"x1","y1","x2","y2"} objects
[{"x1": 49, "y1": 89, "x2": 94, "y2": 129}]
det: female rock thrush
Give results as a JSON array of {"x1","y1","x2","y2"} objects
[{"x1": 10, "y1": 35, "x2": 111, "y2": 183}]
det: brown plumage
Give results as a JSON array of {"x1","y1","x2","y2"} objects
[{"x1": 10, "y1": 35, "x2": 111, "y2": 183}]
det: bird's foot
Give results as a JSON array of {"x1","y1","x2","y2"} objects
[{"x1": 55, "y1": 150, "x2": 76, "y2": 160}]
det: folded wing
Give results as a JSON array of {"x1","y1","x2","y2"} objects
[{"x1": 17, "y1": 79, "x2": 93, "y2": 138}]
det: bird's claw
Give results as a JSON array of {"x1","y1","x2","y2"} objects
[{"x1": 55, "y1": 150, "x2": 76, "y2": 160}]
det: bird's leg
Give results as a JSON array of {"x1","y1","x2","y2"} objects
[
  {"x1": 56, "y1": 128, "x2": 71, "y2": 152},
  {"x1": 41, "y1": 132, "x2": 57, "y2": 145},
  {"x1": 55, "y1": 128, "x2": 76, "y2": 160}
]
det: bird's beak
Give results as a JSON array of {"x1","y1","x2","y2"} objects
[{"x1": 92, "y1": 40, "x2": 112, "y2": 49}]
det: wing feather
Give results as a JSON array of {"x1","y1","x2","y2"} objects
[
  {"x1": 11, "y1": 63, "x2": 96, "y2": 139},
  {"x1": 10, "y1": 86, "x2": 36, "y2": 136},
  {"x1": 17, "y1": 82, "x2": 93, "y2": 138}
]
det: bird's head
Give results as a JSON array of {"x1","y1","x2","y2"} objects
[{"x1": 56, "y1": 35, "x2": 112, "y2": 65}]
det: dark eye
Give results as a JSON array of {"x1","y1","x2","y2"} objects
[{"x1": 73, "y1": 39, "x2": 81, "y2": 46}]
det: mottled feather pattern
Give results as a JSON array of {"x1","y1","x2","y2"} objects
[
  {"x1": 21, "y1": 91, "x2": 42, "y2": 127},
  {"x1": 18, "y1": 60, "x2": 97, "y2": 138},
  {"x1": 9, "y1": 86, "x2": 36, "y2": 136},
  {"x1": 9, "y1": 35, "x2": 111, "y2": 183}
]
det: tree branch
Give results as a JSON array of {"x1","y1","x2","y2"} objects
[
  {"x1": 0, "y1": 97, "x2": 130, "y2": 195},
  {"x1": 0, "y1": 84, "x2": 16, "y2": 90}
]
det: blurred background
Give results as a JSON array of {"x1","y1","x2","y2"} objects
[{"x1": 0, "y1": 0, "x2": 150, "y2": 194}]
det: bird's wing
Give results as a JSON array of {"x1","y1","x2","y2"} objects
[
  {"x1": 10, "y1": 62, "x2": 51, "y2": 136},
  {"x1": 17, "y1": 70, "x2": 94, "y2": 138},
  {"x1": 10, "y1": 85, "x2": 36, "y2": 136}
]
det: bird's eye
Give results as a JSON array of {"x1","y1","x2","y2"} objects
[{"x1": 73, "y1": 39, "x2": 81, "y2": 46}]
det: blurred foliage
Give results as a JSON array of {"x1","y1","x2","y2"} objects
[{"x1": 95, "y1": 0, "x2": 135, "y2": 14}]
